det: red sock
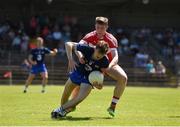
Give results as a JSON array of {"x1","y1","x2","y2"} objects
[{"x1": 110, "y1": 96, "x2": 119, "y2": 111}]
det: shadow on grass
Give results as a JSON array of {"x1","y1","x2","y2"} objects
[
  {"x1": 51, "y1": 116, "x2": 113, "y2": 121},
  {"x1": 168, "y1": 116, "x2": 180, "y2": 118}
]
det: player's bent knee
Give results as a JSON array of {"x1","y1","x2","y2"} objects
[
  {"x1": 42, "y1": 76, "x2": 48, "y2": 80},
  {"x1": 41, "y1": 72, "x2": 48, "y2": 78},
  {"x1": 119, "y1": 74, "x2": 127, "y2": 84},
  {"x1": 42, "y1": 74, "x2": 48, "y2": 79},
  {"x1": 115, "y1": 66, "x2": 128, "y2": 83},
  {"x1": 107, "y1": 65, "x2": 128, "y2": 83},
  {"x1": 122, "y1": 73, "x2": 128, "y2": 82}
]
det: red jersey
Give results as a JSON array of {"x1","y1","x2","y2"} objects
[{"x1": 80, "y1": 31, "x2": 118, "y2": 62}]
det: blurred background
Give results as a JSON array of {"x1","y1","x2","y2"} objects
[{"x1": 0, "y1": 0, "x2": 179, "y2": 87}]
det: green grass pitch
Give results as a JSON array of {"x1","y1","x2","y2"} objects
[{"x1": 0, "y1": 85, "x2": 180, "y2": 126}]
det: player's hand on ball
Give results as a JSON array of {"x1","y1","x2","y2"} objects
[
  {"x1": 68, "y1": 59, "x2": 78, "y2": 72},
  {"x1": 92, "y1": 82, "x2": 103, "y2": 90}
]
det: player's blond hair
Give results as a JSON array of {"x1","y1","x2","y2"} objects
[
  {"x1": 37, "y1": 37, "x2": 44, "y2": 44},
  {"x1": 95, "y1": 16, "x2": 108, "y2": 25}
]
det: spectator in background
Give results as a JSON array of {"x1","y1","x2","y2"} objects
[
  {"x1": 154, "y1": 32, "x2": 163, "y2": 44},
  {"x1": 62, "y1": 23, "x2": 71, "y2": 42},
  {"x1": 12, "y1": 34, "x2": 21, "y2": 52},
  {"x1": 130, "y1": 42, "x2": 140, "y2": 55},
  {"x1": 167, "y1": 38, "x2": 175, "y2": 56},
  {"x1": 70, "y1": 17, "x2": 80, "y2": 41},
  {"x1": 29, "y1": 38, "x2": 37, "y2": 49},
  {"x1": 52, "y1": 25, "x2": 62, "y2": 41},
  {"x1": 30, "y1": 16, "x2": 38, "y2": 29},
  {"x1": 21, "y1": 33, "x2": 29, "y2": 53},
  {"x1": 41, "y1": 26, "x2": 50, "y2": 38},
  {"x1": 8, "y1": 29, "x2": 15, "y2": 41},
  {"x1": 0, "y1": 23, "x2": 10, "y2": 40},
  {"x1": 38, "y1": 15, "x2": 49, "y2": 29},
  {"x1": 120, "y1": 35, "x2": 129, "y2": 54},
  {"x1": 146, "y1": 59, "x2": 155, "y2": 74},
  {"x1": 0, "y1": 47, "x2": 3, "y2": 57},
  {"x1": 134, "y1": 51, "x2": 149, "y2": 67},
  {"x1": 58, "y1": 40, "x2": 66, "y2": 56},
  {"x1": 29, "y1": 16, "x2": 38, "y2": 36},
  {"x1": 156, "y1": 61, "x2": 166, "y2": 75}
]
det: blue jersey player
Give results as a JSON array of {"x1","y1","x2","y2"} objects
[
  {"x1": 51, "y1": 40, "x2": 109, "y2": 118},
  {"x1": 23, "y1": 37, "x2": 57, "y2": 93}
]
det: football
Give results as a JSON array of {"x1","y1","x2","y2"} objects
[{"x1": 88, "y1": 71, "x2": 104, "y2": 85}]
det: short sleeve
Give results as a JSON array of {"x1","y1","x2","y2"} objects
[
  {"x1": 109, "y1": 36, "x2": 118, "y2": 48},
  {"x1": 111, "y1": 38, "x2": 118, "y2": 48}
]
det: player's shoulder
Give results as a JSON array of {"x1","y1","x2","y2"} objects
[
  {"x1": 105, "y1": 32, "x2": 117, "y2": 43},
  {"x1": 83, "y1": 31, "x2": 96, "y2": 39},
  {"x1": 77, "y1": 44, "x2": 94, "y2": 54}
]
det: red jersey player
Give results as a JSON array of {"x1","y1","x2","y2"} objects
[
  {"x1": 64, "y1": 17, "x2": 128, "y2": 117},
  {"x1": 79, "y1": 31, "x2": 117, "y2": 62}
]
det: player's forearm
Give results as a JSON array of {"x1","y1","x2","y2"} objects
[
  {"x1": 28, "y1": 55, "x2": 34, "y2": 64},
  {"x1": 65, "y1": 42, "x2": 74, "y2": 60},
  {"x1": 29, "y1": 59, "x2": 34, "y2": 64},
  {"x1": 109, "y1": 49, "x2": 118, "y2": 67},
  {"x1": 75, "y1": 50, "x2": 83, "y2": 59},
  {"x1": 109, "y1": 56, "x2": 118, "y2": 67},
  {"x1": 74, "y1": 39, "x2": 85, "y2": 59}
]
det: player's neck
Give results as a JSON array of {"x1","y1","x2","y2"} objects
[{"x1": 97, "y1": 32, "x2": 106, "y2": 39}]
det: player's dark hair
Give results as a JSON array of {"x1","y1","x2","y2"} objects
[{"x1": 96, "y1": 41, "x2": 109, "y2": 55}]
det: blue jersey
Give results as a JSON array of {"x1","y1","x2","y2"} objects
[
  {"x1": 30, "y1": 47, "x2": 51, "y2": 65},
  {"x1": 75, "y1": 44, "x2": 109, "y2": 77}
]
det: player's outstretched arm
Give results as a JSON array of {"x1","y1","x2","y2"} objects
[
  {"x1": 75, "y1": 40, "x2": 86, "y2": 64},
  {"x1": 65, "y1": 42, "x2": 78, "y2": 72},
  {"x1": 65, "y1": 42, "x2": 77, "y2": 60},
  {"x1": 65, "y1": 41, "x2": 85, "y2": 64}
]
